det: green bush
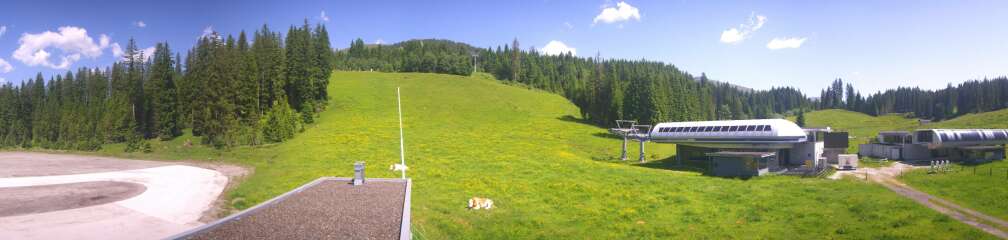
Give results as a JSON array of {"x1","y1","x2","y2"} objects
[
  {"x1": 262, "y1": 100, "x2": 301, "y2": 143},
  {"x1": 124, "y1": 134, "x2": 151, "y2": 153}
]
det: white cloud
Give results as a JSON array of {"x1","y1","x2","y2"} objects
[
  {"x1": 766, "y1": 37, "x2": 807, "y2": 50},
  {"x1": 593, "y1": 1, "x2": 641, "y2": 24},
  {"x1": 140, "y1": 46, "x2": 155, "y2": 61},
  {"x1": 374, "y1": 39, "x2": 384, "y2": 45},
  {"x1": 0, "y1": 77, "x2": 5, "y2": 83},
  {"x1": 320, "y1": 11, "x2": 330, "y2": 22},
  {"x1": 199, "y1": 25, "x2": 221, "y2": 40},
  {"x1": 111, "y1": 42, "x2": 124, "y2": 58},
  {"x1": 540, "y1": 40, "x2": 576, "y2": 56},
  {"x1": 12, "y1": 26, "x2": 112, "y2": 69},
  {"x1": 563, "y1": 22, "x2": 574, "y2": 30},
  {"x1": 720, "y1": 13, "x2": 767, "y2": 44},
  {"x1": 0, "y1": 26, "x2": 6, "y2": 38},
  {"x1": 0, "y1": 57, "x2": 12, "y2": 73},
  {"x1": 134, "y1": 21, "x2": 146, "y2": 28}
]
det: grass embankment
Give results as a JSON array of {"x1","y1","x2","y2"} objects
[
  {"x1": 900, "y1": 161, "x2": 1008, "y2": 220},
  {"x1": 86, "y1": 72, "x2": 991, "y2": 239},
  {"x1": 803, "y1": 109, "x2": 1008, "y2": 222},
  {"x1": 900, "y1": 109, "x2": 1008, "y2": 221},
  {"x1": 797, "y1": 109, "x2": 921, "y2": 153}
]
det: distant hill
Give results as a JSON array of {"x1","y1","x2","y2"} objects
[
  {"x1": 798, "y1": 108, "x2": 1008, "y2": 152},
  {"x1": 924, "y1": 108, "x2": 1008, "y2": 129},
  {"x1": 793, "y1": 109, "x2": 921, "y2": 152}
]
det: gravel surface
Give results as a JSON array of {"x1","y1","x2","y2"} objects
[
  {"x1": 0, "y1": 152, "x2": 245, "y2": 239},
  {"x1": 0, "y1": 181, "x2": 146, "y2": 217},
  {"x1": 187, "y1": 180, "x2": 406, "y2": 240},
  {"x1": 0, "y1": 152, "x2": 169, "y2": 177}
]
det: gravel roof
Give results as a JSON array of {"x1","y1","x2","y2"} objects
[{"x1": 181, "y1": 178, "x2": 408, "y2": 240}]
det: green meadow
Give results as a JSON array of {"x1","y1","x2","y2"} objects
[
  {"x1": 901, "y1": 109, "x2": 1008, "y2": 221},
  {"x1": 802, "y1": 108, "x2": 1008, "y2": 223},
  {"x1": 77, "y1": 72, "x2": 995, "y2": 239},
  {"x1": 793, "y1": 109, "x2": 922, "y2": 153}
]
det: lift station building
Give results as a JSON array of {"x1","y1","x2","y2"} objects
[
  {"x1": 859, "y1": 129, "x2": 1008, "y2": 163},
  {"x1": 639, "y1": 119, "x2": 846, "y2": 178}
]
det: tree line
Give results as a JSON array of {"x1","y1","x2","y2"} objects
[
  {"x1": 333, "y1": 38, "x2": 1008, "y2": 124},
  {"x1": 332, "y1": 38, "x2": 813, "y2": 125},
  {"x1": 0, "y1": 21, "x2": 332, "y2": 151},
  {"x1": 820, "y1": 77, "x2": 1008, "y2": 120}
]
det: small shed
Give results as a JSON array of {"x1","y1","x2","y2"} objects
[{"x1": 706, "y1": 151, "x2": 777, "y2": 178}]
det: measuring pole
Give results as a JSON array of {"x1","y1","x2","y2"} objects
[{"x1": 397, "y1": 87, "x2": 406, "y2": 179}]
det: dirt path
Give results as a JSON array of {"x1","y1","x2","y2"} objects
[{"x1": 832, "y1": 163, "x2": 1008, "y2": 239}]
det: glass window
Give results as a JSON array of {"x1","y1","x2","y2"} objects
[
  {"x1": 746, "y1": 125, "x2": 756, "y2": 131},
  {"x1": 729, "y1": 126, "x2": 738, "y2": 131},
  {"x1": 713, "y1": 126, "x2": 722, "y2": 131},
  {"x1": 995, "y1": 131, "x2": 1008, "y2": 140},
  {"x1": 961, "y1": 132, "x2": 982, "y2": 141},
  {"x1": 689, "y1": 126, "x2": 699, "y2": 132},
  {"x1": 720, "y1": 126, "x2": 729, "y2": 132},
  {"x1": 704, "y1": 126, "x2": 714, "y2": 132},
  {"x1": 766, "y1": 125, "x2": 773, "y2": 131},
  {"x1": 756, "y1": 125, "x2": 765, "y2": 131}
]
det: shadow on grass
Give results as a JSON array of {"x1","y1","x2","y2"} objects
[
  {"x1": 633, "y1": 156, "x2": 763, "y2": 180},
  {"x1": 901, "y1": 159, "x2": 1004, "y2": 167},
  {"x1": 591, "y1": 132, "x2": 623, "y2": 140},
  {"x1": 634, "y1": 155, "x2": 707, "y2": 175},
  {"x1": 557, "y1": 115, "x2": 600, "y2": 127}
]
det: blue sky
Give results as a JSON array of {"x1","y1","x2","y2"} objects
[{"x1": 1, "y1": 0, "x2": 1006, "y2": 95}]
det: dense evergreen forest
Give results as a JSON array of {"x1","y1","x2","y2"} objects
[
  {"x1": 334, "y1": 38, "x2": 1008, "y2": 125},
  {"x1": 821, "y1": 78, "x2": 1008, "y2": 121},
  {"x1": 2, "y1": 32, "x2": 1005, "y2": 152},
  {"x1": 0, "y1": 21, "x2": 332, "y2": 150},
  {"x1": 334, "y1": 38, "x2": 812, "y2": 125}
]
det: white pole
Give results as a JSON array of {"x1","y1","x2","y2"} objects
[{"x1": 397, "y1": 87, "x2": 406, "y2": 179}]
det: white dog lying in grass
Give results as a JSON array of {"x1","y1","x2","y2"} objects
[
  {"x1": 389, "y1": 164, "x2": 408, "y2": 171},
  {"x1": 468, "y1": 197, "x2": 493, "y2": 210}
]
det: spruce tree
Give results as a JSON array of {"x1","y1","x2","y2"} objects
[{"x1": 147, "y1": 43, "x2": 181, "y2": 139}]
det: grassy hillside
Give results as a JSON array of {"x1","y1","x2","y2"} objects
[
  {"x1": 900, "y1": 161, "x2": 1008, "y2": 220},
  {"x1": 902, "y1": 109, "x2": 1008, "y2": 220},
  {"x1": 795, "y1": 109, "x2": 923, "y2": 153},
  {"x1": 926, "y1": 108, "x2": 1008, "y2": 129},
  {"x1": 89, "y1": 72, "x2": 992, "y2": 239},
  {"x1": 801, "y1": 109, "x2": 1008, "y2": 222}
]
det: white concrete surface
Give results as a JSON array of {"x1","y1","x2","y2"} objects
[{"x1": 0, "y1": 165, "x2": 228, "y2": 239}]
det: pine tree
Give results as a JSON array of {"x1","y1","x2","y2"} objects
[
  {"x1": 796, "y1": 110, "x2": 806, "y2": 127},
  {"x1": 147, "y1": 42, "x2": 181, "y2": 139}
]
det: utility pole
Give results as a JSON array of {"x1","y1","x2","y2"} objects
[{"x1": 397, "y1": 87, "x2": 406, "y2": 179}]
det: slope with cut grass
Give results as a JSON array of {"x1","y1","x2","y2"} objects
[
  {"x1": 82, "y1": 72, "x2": 993, "y2": 239},
  {"x1": 801, "y1": 109, "x2": 1008, "y2": 223}
]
